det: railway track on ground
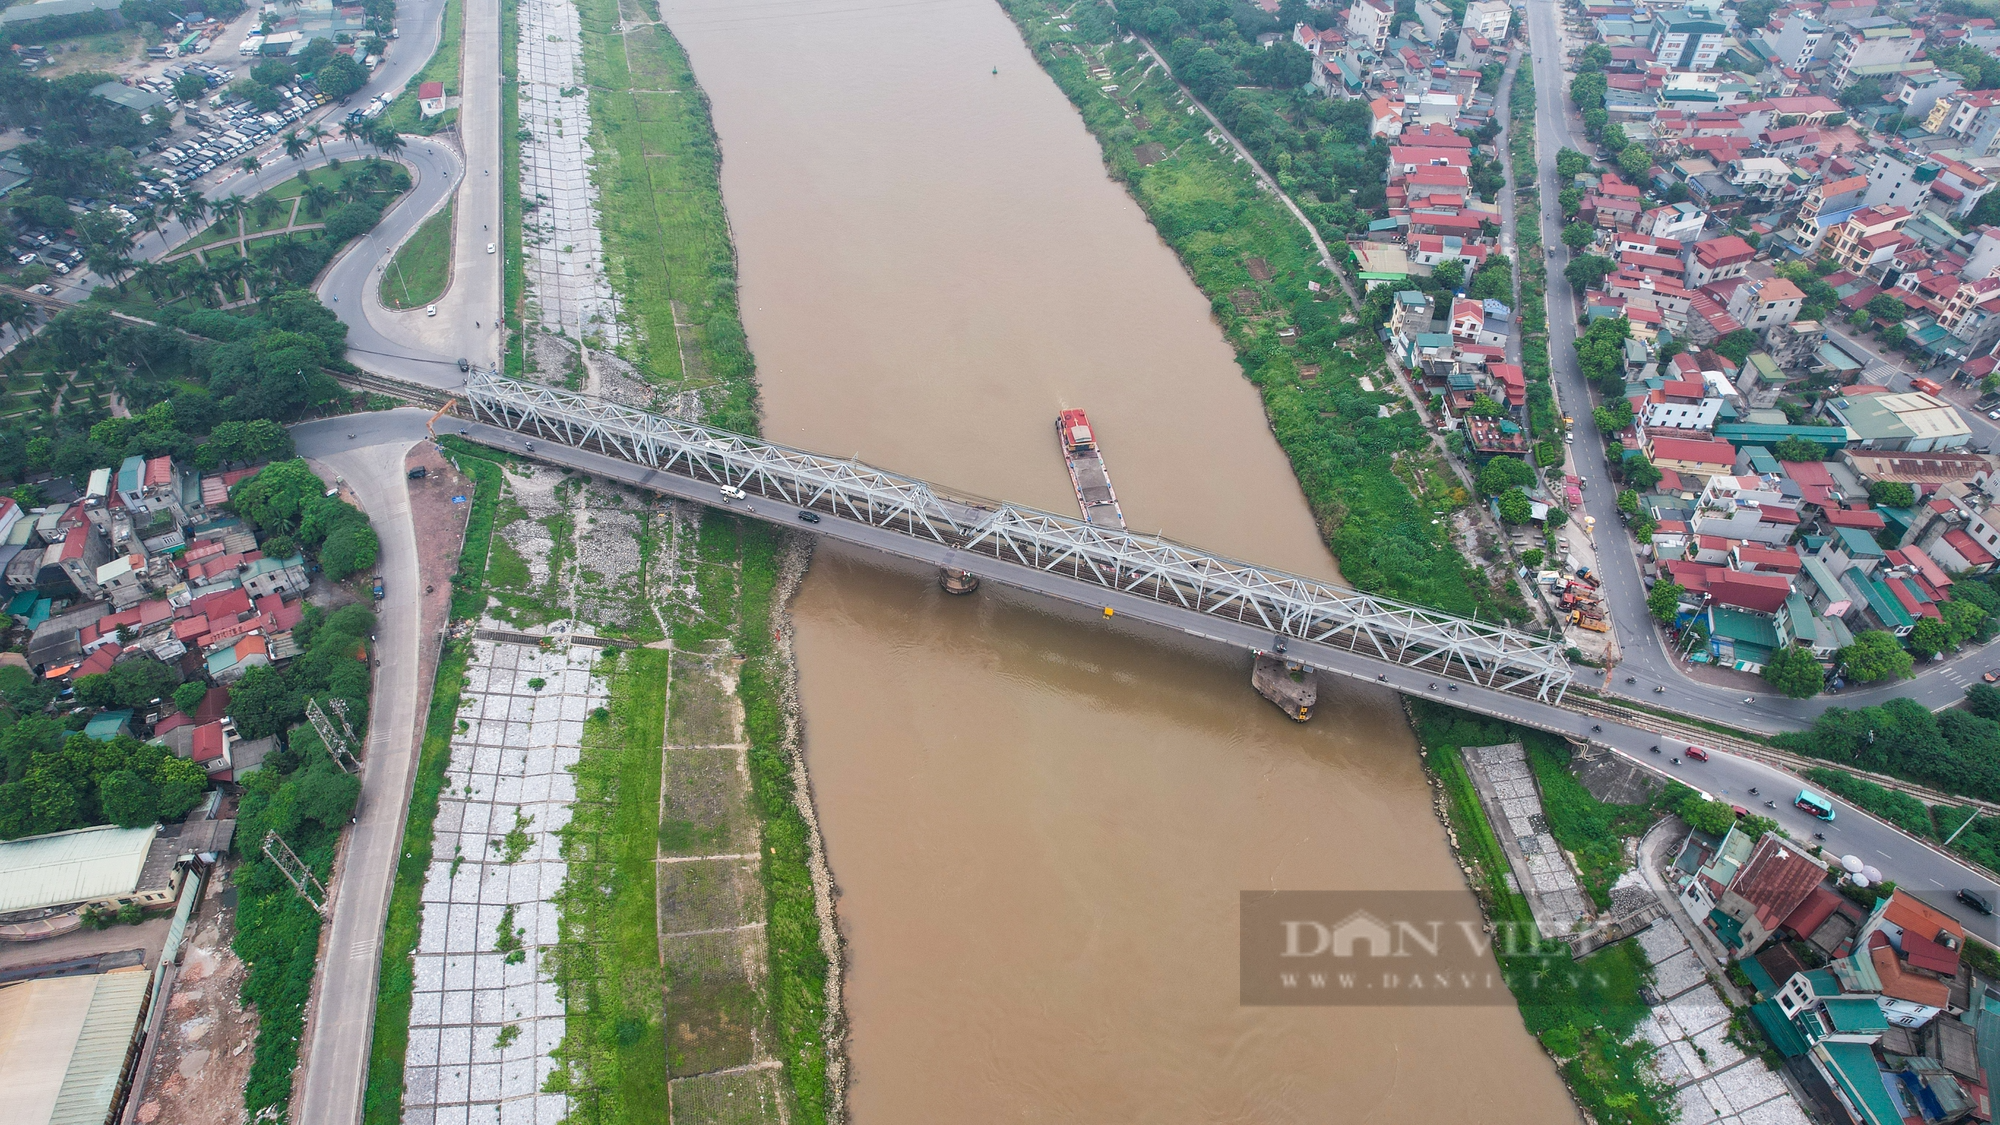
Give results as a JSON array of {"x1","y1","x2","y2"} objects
[{"x1": 333, "y1": 368, "x2": 456, "y2": 408}]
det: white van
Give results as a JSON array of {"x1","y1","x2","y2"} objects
[{"x1": 717, "y1": 486, "x2": 746, "y2": 501}]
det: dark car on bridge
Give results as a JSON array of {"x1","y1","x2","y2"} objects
[{"x1": 1961, "y1": 889, "x2": 1993, "y2": 915}]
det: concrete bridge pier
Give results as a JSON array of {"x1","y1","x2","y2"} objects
[
  {"x1": 1252, "y1": 652, "x2": 1316, "y2": 722},
  {"x1": 939, "y1": 567, "x2": 980, "y2": 595}
]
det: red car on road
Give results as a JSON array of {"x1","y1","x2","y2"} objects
[{"x1": 1684, "y1": 746, "x2": 1710, "y2": 762}]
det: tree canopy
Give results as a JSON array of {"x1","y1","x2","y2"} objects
[
  {"x1": 1840, "y1": 630, "x2": 1914, "y2": 682},
  {"x1": 1763, "y1": 645, "x2": 1824, "y2": 698}
]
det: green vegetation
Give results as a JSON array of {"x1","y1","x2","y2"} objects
[
  {"x1": 381, "y1": 0, "x2": 465, "y2": 136},
  {"x1": 143, "y1": 160, "x2": 411, "y2": 308},
  {"x1": 232, "y1": 458, "x2": 380, "y2": 579},
  {"x1": 1415, "y1": 705, "x2": 1675, "y2": 1125},
  {"x1": 546, "y1": 648, "x2": 672, "y2": 1121},
  {"x1": 1804, "y1": 767, "x2": 1939, "y2": 839},
  {"x1": 383, "y1": 200, "x2": 454, "y2": 309},
  {"x1": 359, "y1": 442, "x2": 502, "y2": 1125},
  {"x1": 1006, "y1": 0, "x2": 1525, "y2": 620},
  {"x1": 1522, "y1": 739, "x2": 1656, "y2": 908},
  {"x1": 1762, "y1": 644, "x2": 1826, "y2": 699},
  {"x1": 572, "y1": 0, "x2": 758, "y2": 429},
  {"x1": 0, "y1": 710, "x2": 211, "y2": 836},
  {"x1": 232, "y1": 604, "x2": 377, "y2": 1119},
  {"x1": 1774, "y1": 695, "x2": 2000, "y2": 803}
]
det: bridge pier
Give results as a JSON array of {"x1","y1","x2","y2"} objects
[
  {"x1": 938, "y1": 567, "x2": 980, "y2": 595},
  {"x1": 1252, "y1": 652, "x2": 1317, "y2": 722}
]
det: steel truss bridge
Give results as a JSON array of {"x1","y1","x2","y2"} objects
[{"x1": 464, "y1": 371, "x2": 1574, "y2": 702}]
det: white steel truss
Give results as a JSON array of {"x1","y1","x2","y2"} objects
[{"x1": 464, "y1": 372, "x2": 1573, "y2": 701}]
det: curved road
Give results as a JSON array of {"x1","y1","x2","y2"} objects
[{"x1": 291, "y1": 410, "x2": 432, "y2": 1125}]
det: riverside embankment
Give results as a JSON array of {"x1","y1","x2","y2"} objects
[{"x1": 662, "y1": 0, "x2": 1578, "y2": 1117}]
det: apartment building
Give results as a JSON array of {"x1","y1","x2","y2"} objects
[
  {"x1": 1346, "y1": 0, "x2": 1393, "y2": 53},
  {"x1": 1650, "y1": 11, "x2": 1731, "y2": 70}
]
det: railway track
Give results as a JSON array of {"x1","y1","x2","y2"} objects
[{"x1": 334, "y1": 368, "x2": 455, "y2": 408}]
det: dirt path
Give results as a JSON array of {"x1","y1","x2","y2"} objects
[{"x1": 130, "y1": 873, "x2": 253, "y2": 1125}]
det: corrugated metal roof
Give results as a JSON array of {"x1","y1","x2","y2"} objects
[
  {"x1": 0, "y1": 968, "x2": 148, "y2": 1125},
  {"x1": 0, "y1": 825, "x2": 156, "y2": 914},
  {"x1": 47, "y1": 969, "x2": 148, "y2": 1125}
]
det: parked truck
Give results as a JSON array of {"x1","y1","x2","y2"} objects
[{"x1": 372, "y1": 575, "x2": 385, "y2": 600}]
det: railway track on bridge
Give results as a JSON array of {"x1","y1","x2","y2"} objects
[{"x1": 462, "y1": 371, "x2": 1577, "y2": 701}]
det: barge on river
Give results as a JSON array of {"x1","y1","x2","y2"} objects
[{"x1": 1056, "y1": 409, "x2": 1126, "y2": 530}]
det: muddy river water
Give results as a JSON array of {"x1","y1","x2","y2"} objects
[{"x1": 658, "y1": 0, "x2": 1578, "y2": 1118}]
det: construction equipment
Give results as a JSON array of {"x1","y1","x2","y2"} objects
[{"x1": 426, "y1": 396, "x2": 458, "y2": 438}]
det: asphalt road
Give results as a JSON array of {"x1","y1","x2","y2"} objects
[{"x1": 291, "y1": 410, "x2": 432, "y2": 1125}]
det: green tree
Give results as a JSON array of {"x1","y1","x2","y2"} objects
[
  {"x1": 1556, "y1": 148, "x2": 1591, "y2": 177},
  {"x1": 1944, "y1": 597, "x2": 1989, "y2": 646},
  {"x1": 1561, "y1": 222, "x2": 1595, "y2": 250},
  {"x1": 1737, "y1": 0, "x2": 1778, "y2": 28},
  {"x1": 1678, "y1": 793, "x2": 1739, "y2": 836},
  {"x1": 1865, "y1": 293, "x2": 1907, "y2": 322},
  {"x1": 1429, "y1": 260, "x2": 1467, "y2": 292},
  {"x1": 1623, "y1": 454, "x2": 1662, "y2": 491},
  {"x1": 1868, "y1": 480, "x2": 1916, "y2": 508},
  {"x1": 1498, "y1": 488, "x2": 1533, "y2": 524},
  {"x1": 1909, "y1": 617, "x2": 1953, "y2": 660},
  {"x1": 1772, "y1": 435, "x2": 1828, "y2": 462},
  {"x1": 1564, "y1": 253, "x2": 1614, "y2": 291},
  {"x1": 1712, "y1": 329, "x2": 1758, "y2": 365},
  {"x1": 1478, "y1": 455, "x2": 1536, "y2": 495},
  {"x1": 1763, "y1": 645, "x2": 1825, "y2": 698},
  {"x1": 1522, "y1": 548, "x2": 1545, "y2": 569},
  {"x1": 172, "y1": 72, "x2": 207, "y2": 103},
  {"x1": 173, "y1": 681, "x2": 209, "y2": 716},
  {"x1": 1841, "y1": 630, "x2": 1915, "y2": 682},
  {"x1": 1593, "y1": 400, "x2": 1634, "y2": 433},
  {"x1": 1647, "y1": 579, "x2": 1684, "y2": 623},
  {"x1": 98, "y1": 769, "x2": 159, "y2": 827},
  {"x1": 1619, "y1": 143, "x2": 1653, "y2": 182}
]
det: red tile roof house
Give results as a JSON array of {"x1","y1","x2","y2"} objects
[
  {"x1": 1686, "y1": 235, "x2": 1757, "y2": 289},
  {"x1": 1860, "y1": 889, "x2": 1965, "y2": 981},
  {"x1": 1711, "y1": 833, "x2": 1830, "y2": 958}
]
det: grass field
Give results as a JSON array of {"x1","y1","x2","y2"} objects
[
  {"x1": 574, "y1": 0, "x2": 758, "y2": 432},
  {"x1": 546, "y1": 647, "x2": 673, "y2": 1124},
  {"x1": 382, "y1": 200, "x2": 454, "y2": 309},
  {"x1": 381, "y1": 0, "x2": 465, "y2": 136}
]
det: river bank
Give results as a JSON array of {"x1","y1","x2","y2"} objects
[
  {"x1": 1414, "y1": 701, "x2": 1678, "y2": 1125},
  {"x1": 555, "y1": 0, "x2": 838, "y2": 1116},
  {"x1": 999, "y1": 0, "x2": 1523, "y2": 620}
]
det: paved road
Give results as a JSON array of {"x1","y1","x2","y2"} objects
[{"x1": 291, "y1": 410, "x2": 434, "y2": 1125}]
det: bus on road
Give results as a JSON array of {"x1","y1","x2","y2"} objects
[{"x1": 1795, "y1": 790, "x2": 1835, "y2": 821}]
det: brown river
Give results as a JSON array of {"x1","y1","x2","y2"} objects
[{"x1": 659, "y1": 0, "x2": 1578, "y2": 1118}]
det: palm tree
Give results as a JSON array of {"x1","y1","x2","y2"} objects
[
  {"x1": 301, "y1": 182, "x2": 337, "y2": 219},
  {"x1": 304, "y1": 123, "x2": 327, "y2": 156},
  {"x1": 214, "y1": 194, "x2": 247, "y2": 237},
  {"x1": 241, "y1": 155, "x2": 260, "y2": 175},
  {"x1": 171, "y1": 190, "x2": 210, "y2": 233},
  {"x1": 339, "y1": 120, "x2": 364, "y2": 148},
  {"x1": 252, "y1": 194, "x2": 283, "y2": 229},
  {"x1": 282, "y1": 130, "x2": 309, "y2": 162},
  {"x1": 374, "y1": 128, "x2": 406, "y2": 161}
]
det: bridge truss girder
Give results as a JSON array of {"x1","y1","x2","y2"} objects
[{"x1": 463, "y1": 372, "x2": 1572, "y2": 701}]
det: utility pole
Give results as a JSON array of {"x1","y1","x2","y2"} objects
[
  {"x1": 306, "y1": 697, "x2": 360, "y2": 775},
  {"x1": 261, "y1": 830, "x2": 329, "y2": 916}
]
